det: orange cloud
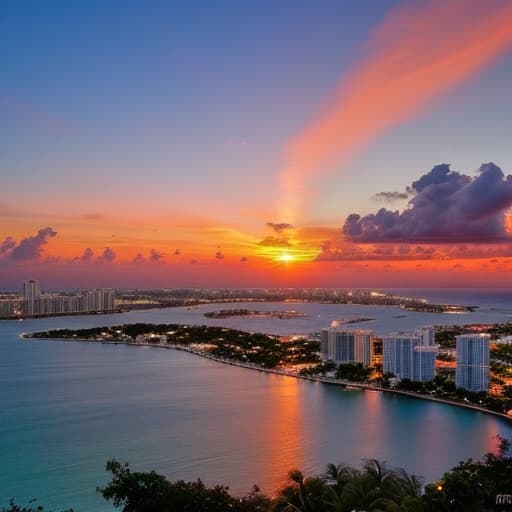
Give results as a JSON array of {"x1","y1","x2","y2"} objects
[{"x1": 280, "y1": 0, "x2": 512, "y2": 222}]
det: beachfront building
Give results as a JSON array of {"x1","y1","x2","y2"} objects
[
  {"x1": 23, "y1": 279, "x2": 41, "y2": 316},
  {"x1": 83, "y1": 289, "x2": 115, "y2": 312},
  {"x1": 320, "y1": 329, "x2": 372, "y2": 365},
  {"x1": 455, "y1": 334, "x2": 490, "y2": 392},
  {"x1": 383, "y1": 334, "x2": 437, "y2": 381},
  {"x1": 20, "y1": 280, "x2": 116, "y2": 317}
]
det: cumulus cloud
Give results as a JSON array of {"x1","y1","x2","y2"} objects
[
  {"x1": 0, "y1": 236, "x2": 16, "y2": 257},
  {"x1": 133, "y1": 253, "x2": 145, "y2": 264},
  {"x1": 81, "y1": 247, "x2": 94, "y2": 263},
  {"x1": 343, "y1": 163, "x2": 512, "y2": 244},
  {"x1": 10, "y1": 227, "x2": 57, "y2": 261},
  {"x1": 149, "y1": 249, "x2": 163, "y2": 263},
  {"x1": 97, "y1": 247, "x2": 116, "y2": 263},
  {"x1": 267, "y1": 222, "x2": 293, "y2": 234},
  {"x1": 215, "y1": 251, "x2": 224, "y2": 260}
]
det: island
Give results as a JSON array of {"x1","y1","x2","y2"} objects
[{"x1": 204, "y1": 309, "x2": 310, "y2": 319}]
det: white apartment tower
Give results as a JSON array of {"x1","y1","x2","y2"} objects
[
  {"x1": 455, "y1": 334, "x2": 490, "y2": 392},
  {"x1": 383, "y1": 334, "x2": 437, "y2": 381}
]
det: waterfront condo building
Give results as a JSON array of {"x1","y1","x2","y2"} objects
[
  {"x1": 383, "y1": 334, "x2": 437, "y2": 381},
  {"x1": 23, "y1": 279, "x2": 41, "y2": 316},
  {"x1": 20, "y1": 280, "x2": 115, "y2": 317},
  {"x1": 320, "y1": 329, "x2": 372, "y2": 365},
  {"x1": 455, "y1": 334, "x2": 490, "y2": 392}
]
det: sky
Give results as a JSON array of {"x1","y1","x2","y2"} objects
[{"x1": 2, "y1": 0, "x2": 512, "y2": 290}]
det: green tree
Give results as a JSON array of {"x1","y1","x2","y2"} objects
[
  {"x1": 0, "y1": 500, "x2": 72, "y2": 512},
  {"x1": 271, "y1": 469, "x2": 328, "y2": 512},
  {"x1": 98, "y1": 459, "x2": 240, "y2": 512},
  {"x1": 423, "y1": 436, "x2": 512, "y2": 511}
]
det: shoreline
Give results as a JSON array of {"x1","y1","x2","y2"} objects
[
  {"x1": 1, "y1": 295, "x2": 477, "y2": 321},
  {"x1": 23, "y1": 335, "x2": 512, "y2": 423}
]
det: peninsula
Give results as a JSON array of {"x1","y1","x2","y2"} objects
[{"x1": 23, "y1": 322, "x2": 512, "y2": 419}]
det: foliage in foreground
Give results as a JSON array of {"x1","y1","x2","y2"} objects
[
  {"x1": 3, "y1": 437, "x2": 512, "y2": 512},
  {"x1": 0, "y1": 499, "x2": 73, "y2": 512}
]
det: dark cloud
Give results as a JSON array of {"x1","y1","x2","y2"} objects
[
  {"x1": 81, "y1": 248, "x2": 94, "y2": 263},
  {"x1": 215, "y1": 251, "x2": 224, "y2": 259},
  {"x1": 190, "y1": 258, "x2": 198, "y2": 265},
  {"x1": 0, "y1": 236, "x2": 15, "y2": 257},
  {"x1": 343, "y1": 163, "x2": 512, "y2": 243},
  {"x1": 240, "y1": 256, "x2": 248, "y2": 262},
  {"x1": 150, "y1": 249, "x2": 163, "y2": 263},
  {"x1": 11, "y1": 227, "x2": 57, "y2": 261},
  {"x1": 133, "y1": 253, "x2": 145, "y2": 264},
  {"x1": 174, "y1": 249, "x2": 181, "y2": 255},
  {"x1": 267, "y1": 222, "x2": 293, "y2": 233},
  {"x1": 259, "y1": 236, "x2": 290, "y2": 247},
  {"x1": 97, "y1": 247, "x2": 116, "y2": 263},
  {"x1": 372, "y1": 190, "x2": 412, "y2": 202}
]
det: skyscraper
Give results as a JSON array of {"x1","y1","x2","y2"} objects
[
  {"x1": 455, "y1": 334, "x2": 490, "y2": 392},
  {"x1": 22, "y1": 279, "x2": 41, "y2": 316},
  {"x1": 320, "y1": 329, "x2": 372, "y2": 365},
  {"x1": 383, "y1": 334, "x2": 437, "y2": 381}
]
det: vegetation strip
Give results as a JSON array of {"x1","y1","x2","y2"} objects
[{"x1": 3, "y1": 438, "x2": 512, "y2": 511}]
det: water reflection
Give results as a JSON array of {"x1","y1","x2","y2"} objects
[
  {"x1": 250, "y1": 374, "x2": 305, "y2": 493},
  {"x1": 358, "y1": 390, "x2": 386, "y2": 458}
]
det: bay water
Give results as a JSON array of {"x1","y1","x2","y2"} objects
[{"x1": 1, "y1": 290, "x2": 512, "y2": 511}]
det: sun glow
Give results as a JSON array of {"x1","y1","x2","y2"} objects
[{"x1": 276, "y1": 252, "x2": 295, "y2": 263}]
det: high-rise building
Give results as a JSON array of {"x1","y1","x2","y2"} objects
[
  {"x1": 320, "y1": 329, "x2": 372, "y2": 365},
  {"x1": 419, "y1": 326, "x2": 436, "y2": 347},
  {"x1": 84, "y1": 289, "x2": 115, "y2": 312},
  {"x1": 23, "y1": 279, "x2": 41, "y2": 316},
  {"x1": 383, "y1": 334, "x2": 437, "y2": 381},
  {"x1": 19, "y1": 281, "x2": 115, "y2": 317},
  {"x1": 455, "y1": 334, "x2": 490, "y2": 392},
  {"x1": 370, "y1": 337, "x2": 383, "y2": 366}
]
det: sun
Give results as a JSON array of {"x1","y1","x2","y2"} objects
[{"x1": 276, "y1": 252, "x2": 295, "y2": 262}]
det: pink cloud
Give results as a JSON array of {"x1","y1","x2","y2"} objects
[{"x1": 280, "y1": 0, "x2": 512, "y2": 222}]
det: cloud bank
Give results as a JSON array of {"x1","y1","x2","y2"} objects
[
  {"x1": 0, "y1": 227, "x2": 58, "y2": 261},
  {"x1": 343, "y1": 163, "x2": 512, "y2": 243}
]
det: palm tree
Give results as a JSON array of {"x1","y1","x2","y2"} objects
[
  {"x1": 395, "y1": 467, "x2": 422, "y2": 498},
  {"x1": 271, "y1": 469, "x2": 328, "y2": 512}
]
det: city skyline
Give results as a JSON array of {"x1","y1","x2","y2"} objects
[{"x1": 2, "y1": 0, "x2": 512, "y2": 288}]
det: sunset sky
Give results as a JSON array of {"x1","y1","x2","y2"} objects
[{"x1": 2, "y1": 0, "x2": 512, "y2": 289}]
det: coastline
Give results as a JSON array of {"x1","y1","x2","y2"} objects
[{"x1": 23, "y1": 335, "x2": 512, "y2": 423}]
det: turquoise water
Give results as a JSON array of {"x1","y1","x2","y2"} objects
[{"x1": 1, "y1": 297, "x2": 512, "y2": 511}]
